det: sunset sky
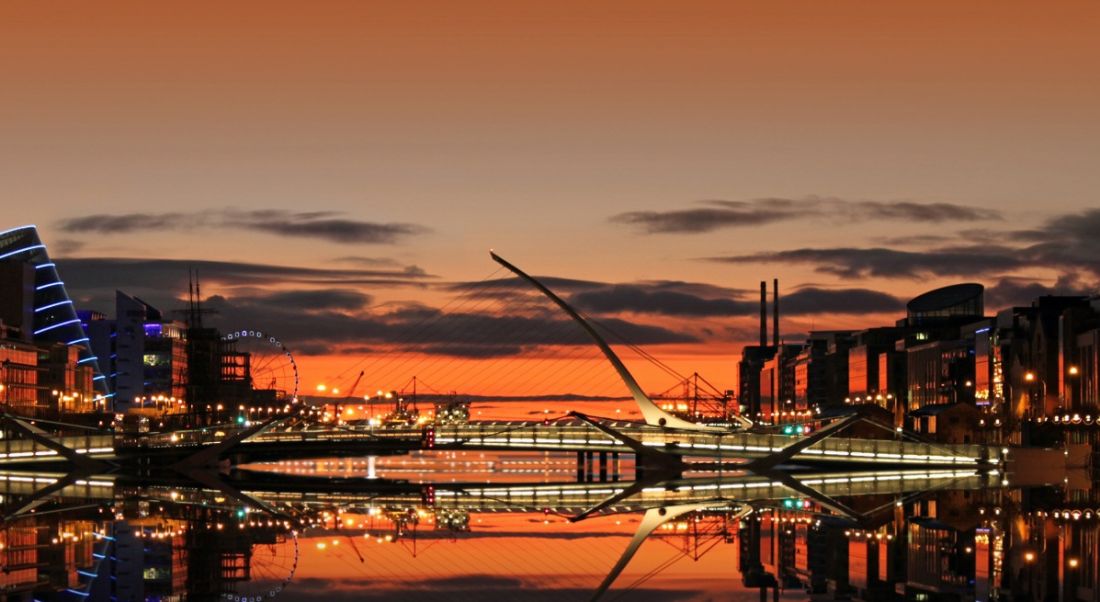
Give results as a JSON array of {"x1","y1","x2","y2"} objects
[{"x1": 4, "y1": 1, "x2": 1100, "y2": 397}]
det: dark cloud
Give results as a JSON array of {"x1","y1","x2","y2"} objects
[
  {"x1": 55, "y1": 257, "x2": 432, "y2": 302},
  {"x1": 871, "y1": 234, "x2": 955, "y2": 247},
  {"x1": 611, "y1": 201, "x2": 790, "y2": 234},
  {"x1": 55, "y1": 209, "x2": 429, "y2": 245},
  {"x1": 984, "y1": 276, "x2": 1094, "y2": 309},
  {"x1": 781, "y1": 287, "x2": 904, "y2": 314},
  {"x1": 241, "y1": 216, "x2": 425, "y2": 244},
  {"x1": 190, "y1": 292, "x2": 697, "y2": 359},
  {"x1": 611, "y1": 197, "x2": 1000, "y2": 234},
  {"x1": 703, "y1": 207, "x2": 1100, "y2": 285},
  {"x1": 572, "y1": 285, "x2": 754, "y2": 317},
  {"x1": 416, "y1": 343, "x2": 526, "y2": 358},
  {"x1": 53, "y1": 258, "x2": 435, "y2": 357},
  {"x1": 291, "y1": 341, "x2": 345, "y2": 356},
  {"x1": 446, "y1": 275, "x2": 608, "y2": 293},
  {"x1": 250, "y1": 289, "x2": 372, "y2": 311},
  {"x1": 1022, "y1": 208, "x2": 1100, "y2": 277},
  {"x1": 333, "y1": 255, "x2": 401, "y2": 268},
  {"x1": 570, "y1": 283, "x2": 902, "y2": 318},
  {"x1": 708, "y1": 246, "x2": 1027, "y2": 279},
  {"x1": 446, "y1": 275, "x2": 747, "y2": 312},
  {"x1": 51, "y1": 238, "x2": 86, "y2": 255},
  {"x1": 851, "y1": 200, "x2": 999, "y2": 222},
  {"x1": 983, "y1": 278, "x2": 1057, "y2": 309},
  {"x1": 57, "y1": 212, "x2": 193, "y2": 232}
]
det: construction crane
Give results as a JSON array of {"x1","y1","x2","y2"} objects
[
  {"x1": 333, "y1": 370, "x2": 366, "y2": 423},
  {"x1": 343, "y1": 370, "x2": 366, "y2": 402}
]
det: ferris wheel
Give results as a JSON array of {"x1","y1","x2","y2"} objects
[
  {"x1": 222, "y1": 530, "x2": 300, "y2": 601},
  {"x1": 222, "y1": 329, "x2": 300, "y2": 405}
]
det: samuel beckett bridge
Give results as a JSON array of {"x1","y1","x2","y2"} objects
[{"x1": 0, "y1": 252, "x2": 998, "y2": 475}]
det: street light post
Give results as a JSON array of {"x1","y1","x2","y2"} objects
[
  {"x1": 1065, "y1": 365, "x2": 1079, "y2": 408},
  {"x1": 1024, "y1": 371, "x2": 1047, "y2": 418},
  {"x1": 1022, "y1": 371, "x2": 1047, "y2": 446}
]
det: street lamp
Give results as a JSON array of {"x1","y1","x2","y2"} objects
[
  {"x1": 1023, "y1": 371, "x2": 1047, "y2": 417},
  {"x1": 1065, "y1": 365, "x2": 1080, "y2": 407}
]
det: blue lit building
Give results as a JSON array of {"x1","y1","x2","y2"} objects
[
  {"x1": 0, "y1": 224, "x2": 109, "y2": 405},
  {"x1": 80, "y1": 291, "x2": 188, "y2": 411}
]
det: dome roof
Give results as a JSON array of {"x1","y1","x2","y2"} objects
[
  {"x1": 906, "y1": 283, "x2": 984, "y2": 322},
  {"x1": 907, "y1": 283, "x2": 983, "y2": 313}
]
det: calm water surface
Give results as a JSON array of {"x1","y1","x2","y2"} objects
[{"x1": 0, "y1": 401, "x2": 1092, "y2": 601}]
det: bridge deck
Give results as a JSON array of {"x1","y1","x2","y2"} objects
[
  {"x1": 0, "y1": 420, "x2": 995, "y2": 468},
  {"x1": 0, "y1": 433, "x2": 115, "y2": 464}
]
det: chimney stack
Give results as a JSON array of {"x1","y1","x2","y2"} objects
[
  {"x1": 759, "y1": 281, "x2": 767, "y2": 347},
  {"x1": 773, "y1": 278, "x2": 779, "y2": 347}
]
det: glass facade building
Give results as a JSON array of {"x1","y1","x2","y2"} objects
[{"x1": 0, "y1": 225, "x2": 108, "y2": 400}]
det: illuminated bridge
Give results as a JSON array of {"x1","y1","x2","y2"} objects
[
  {"x1": 95, "y1": 252, "x2": 997, "y2": 469},
  {"x1": 121, "y1": 416, "x2": 993, "y2": 468},
  {"x1": 0, "y1": 411, "x2": 995, "y2": 485},
  {"x1": 0, "y1": 251, "x2": 998, "y2": 476}
]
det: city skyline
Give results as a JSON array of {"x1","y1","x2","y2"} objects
[
  {"x1": 4, "y1": 1, "x2": 1100, "y2": 394},
  {"x1": 4, "y1": 3, "x2": 1100, "y2": 601}
]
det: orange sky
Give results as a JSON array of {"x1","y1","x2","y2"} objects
[
  {"x1": 3, "y1": 4, "x2": 1097, "y2": 598},
  {"x1": 3, "y1": 1, "x2": 1099, "y2": 397}
]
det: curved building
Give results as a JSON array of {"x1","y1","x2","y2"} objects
[
  {"x1": 906, "y1": 283, "x2": 984, "y2": 326},
  {"x1": 0, "y1": 224, "x2": 108, "y2": 400}
]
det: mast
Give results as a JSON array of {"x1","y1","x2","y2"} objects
[{"x1": 489, "y1": 251, "x2": 728, "y2": 432}]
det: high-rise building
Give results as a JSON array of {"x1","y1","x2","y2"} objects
[
  {"x1": 80, "y1": 291, "x2": 188, "y2": 411},
  {"x1": 0, "y1": 224, "x2": 107, "y2": 413}
]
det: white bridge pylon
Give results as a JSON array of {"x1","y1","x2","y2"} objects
[{"x1": 490, "y1": 252, "x2": 750, "y2": 433}]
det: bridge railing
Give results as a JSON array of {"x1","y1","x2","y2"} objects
[
  {"x1": 666, "y1": 430, "x2": 989, "y2": 465},
  {"x1": 122, "y1": 420, "x2": 992, "y2": 467},
  {"x1": 429, "y1": 421, "x2": 990, "y2": 464},
  {"x1": 0, "y1": 433, "x2": 115, "y2": 463}
]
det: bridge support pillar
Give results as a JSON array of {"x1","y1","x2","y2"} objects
[
  {"x1": 576, "y1": 451, "x2": 585, "y2": 482},
  {"x1": 366, "y1": 455, "x2": 378, "y2": 479},
  {"x1": 598, "y1": 452, "x2": 608, "y2": 482},
  {"x1": 611, "y1": 452, "x2": 620, "y2": 482},
  {"x1": 585, "y1": 451, "x2": 595, "y2": 482}
]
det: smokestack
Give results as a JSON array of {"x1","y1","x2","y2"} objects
[
  {"x1": 773, "y1": 278, "x2": 779, "y2": 347},
  {"x1": 759, "y1": 281, "x2": 767, "y2": 346}
]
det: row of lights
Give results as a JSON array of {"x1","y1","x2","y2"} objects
[
  {"x1": 315, "y1": 384, "x2": 397, "y2": 402},
  {"x1": 843, "y1": 529, "x2": 894, "y2": 541},
  {"x1": 846, "y1": 393, "x2": 896, "y2": 403}
]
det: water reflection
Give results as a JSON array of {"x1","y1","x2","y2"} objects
[{"x1": 0, "y1": 455, "x2": 1093, "y2": 601}]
